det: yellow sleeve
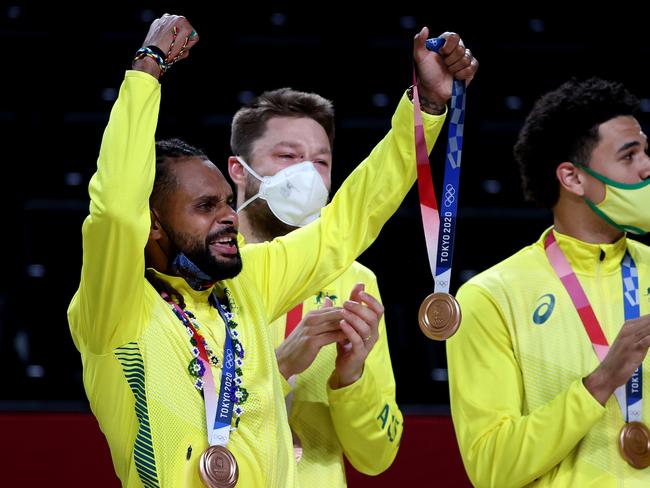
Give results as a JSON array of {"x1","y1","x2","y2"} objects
[
  {"x1": 279, "y1": 371, "x2": 292, "y2": 397},
  {"x1": 447, "y1": 283, "x2": 606, "y2": 488},
  {"x1": 327, "y1": 275, "x2": 403, "y2": 475},
  {"x1": 68, "y1": 70, "x2": 160, "y2": 354},
  {"x1": 241, "y1": 93, "x2": 446, "y2": 323}
]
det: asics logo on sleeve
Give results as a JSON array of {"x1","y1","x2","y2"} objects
[{"x1": 533, "y1": 294, "x2": 555, "y2": 325}]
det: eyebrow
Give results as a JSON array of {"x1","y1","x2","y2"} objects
[
  {"x1": 194, "y1": 194, "x2": 233, "y2": 203},
  {"x1": 617, "y1": 141, "x2": 643, "y2": 153},
  {"x1": 616, "y1": 139, "x2": 648, "y2": 153},
  {"x1": 273, "y1": 141, "x2": 332, "y2": 155}
]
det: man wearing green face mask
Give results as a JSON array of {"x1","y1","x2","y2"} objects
[
  {"x1": 573, "y1": 161, "x2": 650, "y2": 235},
  {"x1": 447, "y1": 77, "x2": 650, "y2": 487}
]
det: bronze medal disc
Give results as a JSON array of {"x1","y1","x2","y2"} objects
[
  {"x1": 619, "y1": 422, "x2": 650, "y2": 469},
  {"x1": 418, "y1": 292, "x2": 461, "y2": 341},
  {"x1": 199, "y1": 445, "x2": 239, "y2": 488}
]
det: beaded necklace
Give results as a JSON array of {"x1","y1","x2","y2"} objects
[{"x1": 162, "y1": 289, "x2": 248, "y2": 428}]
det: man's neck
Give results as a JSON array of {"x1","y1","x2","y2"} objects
[
  {"x1": 145, "y1": 240, "x2": 170, "y2": 273},
  {"x1": 238, "y1": 211, "x2": 284, "y2": 244},
  {"x1": 553, "y1": 197, "x2": 624, "y2": 245},
  {"x1": 237, "y1": 213, "x2": 261, "y2": 243}
]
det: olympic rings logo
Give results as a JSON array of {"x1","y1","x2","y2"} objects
[
  {"x1": 443, "y1": 184, "x2": 456, "y2": 207},
  {"x1": 225, "y1": 350, "x2": 234, "y2": 369}
]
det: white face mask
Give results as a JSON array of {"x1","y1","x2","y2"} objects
[{"x1": 236, "y1": 156, "x2": 329, "y2": 227}]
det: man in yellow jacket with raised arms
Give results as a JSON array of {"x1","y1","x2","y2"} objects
[{"x1": 67, "y1": 13, "x2": 477, "y2": 487}]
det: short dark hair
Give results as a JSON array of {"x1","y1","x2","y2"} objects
[
  {"x1": 513, "y1": 77, "x2": 639, "y2": 208},
  {"x1": 230, "y1": 88, "x2": 335, "y2": 162},
  {"x1": 152, "y1": 138, "x2": 208, "y2": 210}
]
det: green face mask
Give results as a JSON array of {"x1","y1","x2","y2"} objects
[{"x1": 575, "y1": 162, "x2": 650, "y2": 235}]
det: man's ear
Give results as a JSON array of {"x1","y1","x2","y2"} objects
[
  {"x1": 149, "y1": 209, "x2": 165, "y2": 240},
  {"x1": 228, "y1": 156, "x2": 246, "y2": 185},
  {"x1": 556, "y1": 161, "x2": 587, "y2": 197}
]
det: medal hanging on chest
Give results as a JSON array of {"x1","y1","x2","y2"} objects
[
  {"x1": 162, "y1": 290, "x2": 248, "y2": 485},
  {"x1": 199, "y1": 444, "x2": 239, "y2": 488},
  {"x1": 545, "y1": 232, "x2": 649, "y2": 468}
]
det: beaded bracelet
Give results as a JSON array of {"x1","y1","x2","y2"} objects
[
  {"x1": 132, "y1": 46, "x2": 168, "y2": 75},
  {"x1": 146, "y1": 45, "x2": 167, "y2": 62}
]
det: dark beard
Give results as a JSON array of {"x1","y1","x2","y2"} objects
[
  {"x1": 243, "y1": 175, "x2": 297, "y2": 240},
  {"x1": 167, "y1": 226, "x2": 243, "y2": 281}
]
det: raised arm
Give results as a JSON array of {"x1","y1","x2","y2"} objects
[
  {"x1": 68, "y1": 15, "x2": 199, "y2": 354},
  {"x1": 245, "y1": 29, "x2": 477, "y2": 322}
]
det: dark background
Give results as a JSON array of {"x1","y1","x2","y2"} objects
[{"x1": 2, "y1": 5, "x2": 650, "y2": 411}]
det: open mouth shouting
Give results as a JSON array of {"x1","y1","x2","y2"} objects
[{"x1": 209, "y1": 232, "x2": 239, "y2": 257}]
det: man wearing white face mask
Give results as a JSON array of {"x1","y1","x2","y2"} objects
[
  {"x1": 227, "y1": 87, "x2": 404, "y2": 486},
  {"x1": 235, "y1": 155, "x2": 329, "y2": 228},
  {"x1": 447, "y1": 78, "x2": 650, "y2": 487}
]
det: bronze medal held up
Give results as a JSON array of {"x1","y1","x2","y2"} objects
[
  {"x1": 619, "y1": 421, "x2": 650, "y2": 469},
  {"x1": 412, "y1": 39, "x2": 469, "y2": 341},
  {"x1": 418, "y1": 292, "x2": 461, "y2": 341},
  {"x1": 199, "y1": 445, "x2": 239, "y2": 488}
]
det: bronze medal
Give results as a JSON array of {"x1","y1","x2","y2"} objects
[
  {"x1": 418, "y1": 292, "x2": 461, "y2": 341},
  {"x1": 619, "y1": 421, "x2": 650, "y2": 469},
  {"x1": 199, "y1": 445, "x2": 239, "y2": 488}
]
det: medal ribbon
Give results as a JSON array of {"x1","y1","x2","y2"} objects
[
  {"x1": 165, "y1": 293, "x2": 237, "y2": 447},
  {"x1": 413, "y1": 37, "x2": 466, "y2": 294},
  {"x1": 622, "y1": 253, "x2": 643, "y2": 422},
  {"x1": 545, "y1": 231, "x2": 642, "y2": 421}
]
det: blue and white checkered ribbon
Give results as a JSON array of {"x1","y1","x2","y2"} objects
[
  {"x1": 622, "y1": 252, "x2": 642, "y2": 423},
  {"x1": 414, "y1": 37, "x2": 466, "y2": 294}
]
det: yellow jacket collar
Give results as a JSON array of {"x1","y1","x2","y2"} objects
[
  {"x1": 147, "y1": 268, "x2": 216, "y2": 304},
  {"x1": 539, "y1": 226, "x2": 628, "y2": 276}
]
